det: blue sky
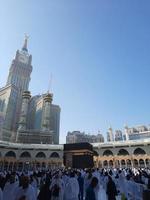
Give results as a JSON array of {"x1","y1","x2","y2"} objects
[{"x1": 1, "y1": 1, "x2": 150, "y2": 143}]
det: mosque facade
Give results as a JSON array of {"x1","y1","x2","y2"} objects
[
  {"x1": 0, "y1": 37, "x2": 60, "y2": 144},
  {"x1": 0, "y1": 138, "x2": 149, "y2": 170}
]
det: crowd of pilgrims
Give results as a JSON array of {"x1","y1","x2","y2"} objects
[{"x1": 0, "y1": 167, "x2": 150, "y2": 200}]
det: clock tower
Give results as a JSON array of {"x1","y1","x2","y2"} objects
[
  {"x1": 0, "y1": 37, "x2": 60, "y2": 144},
  {"x1": 6, "y1": 36, "x2": 32, "y2": 91}
]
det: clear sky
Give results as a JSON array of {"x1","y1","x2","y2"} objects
[{"x1": 1, "y1": 0, "x2": 150, "y2": 143}]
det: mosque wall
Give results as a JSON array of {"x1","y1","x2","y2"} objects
[
  {"x1": 0, "y1": 140, "x2": 149, "y2": 171},
  {"x1": 93, "y1": 143, "x2": 150, "y2": 168}
]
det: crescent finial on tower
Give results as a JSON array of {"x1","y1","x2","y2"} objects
[{"x1": 22, "y1": 34, "x2": 29, "y2": 52}]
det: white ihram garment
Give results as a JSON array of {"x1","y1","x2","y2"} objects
[
  {"x1": 14, "y1": 184, "x2": 36, "y2": 200},
  {"x1": 3, "y1": 181, "x2": 19, "y2": 200},
  {"x1": 50, "y1": 178, "x2": 64, "y2": 200},
  {"x1": 64, "y1": 177, "x2": 79, "y2": 200}
]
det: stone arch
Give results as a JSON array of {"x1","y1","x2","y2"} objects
[
  {"x1": 139, "y1": 159, "x2": 144, "y2": 166},
  {"x1": 126, "y1": 159, "x2": 131, "y2": 166},
  {"x1": 50, "y1": 152, "x2": 59, "y2": 158},
  {"x1": 5, "y1": 151, "x2": 16, "y2": 158},
  {"x1": 98, "y1": 161, "x2": 102, "y2": 168},
  {"x1": 121, "y1": 159, "x2": 126, "y2": 166},
  {"x1": 103, "y1": 150, "x2": 113, "y2": 156},
  {"x1": 109, "y1": 160, "x2": 113, "y2": 167},
  {"x1": 35, "y1": 152, "x2": 46, "y2": 158},
  {"x1": 133, "y1": 148, "x2": 146, "y2": 155},
  {"x1": 118, "y1": 149, "x2": 129, "y2": 156},
  {"x1": 115, "y1": 160, "x2": 120, "y2": 166},
  {"x1": 20, "y1": 151, "x2": 31, "y2": 158},
  {"x1": 103, "y1": 160, "x2": 108, "y2": 167},
  {"x1": 93, "y1": 150, "x2": 99, "y2": 156},
  {"x1": 133, "y1": 159, "x2": 138, "y2": 166},
  {"x1": 145, "y1": 158, "x2": 150, "y2": 166}
]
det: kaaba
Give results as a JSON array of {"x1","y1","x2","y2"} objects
[{"x1": 63, "y1": 143, "x2": 94, "y2": 168}]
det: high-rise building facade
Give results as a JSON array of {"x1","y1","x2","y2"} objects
[
  {"x1": 0, "y1": 37, "x2": 60, "y2": 144},
  {"x1": 124, "y1": 125, "x2": 150, "y2": 140},
  {"x1": 114, "y1": 130, "x2": 123, "y2": 141},
  {"x1": 6, "y1": 36, "x2": 32, "y2": 91},
  {"x1": 106, "y1": 125, "x2": 150, "y2": 142},
  {"x1": 66, "y1": 131, "x2": 104, "y2": 144}
]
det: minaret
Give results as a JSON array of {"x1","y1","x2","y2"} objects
[
  {"x1": 107, "y1": 127, "x2": 114, "y2": 142},
  {"x1": 124, "y1": 125, "x2": 129, "y2": 141},
  {"x1": 6, "y1": 35, "x2": 32, "y2": 91},
  {"x1": 17, "y1": 91, "x2": 31, "y2": 131},
  {"x1": 41, "y1": 93, "x2": 53, "y2": 131}
]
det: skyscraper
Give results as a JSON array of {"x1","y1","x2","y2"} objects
[
  {"x1": 6, "y1": 36, "x2": 32, "y2": 91},
  {"x1": 0, "y1": 37, "x2": 60, "y2": 144}
]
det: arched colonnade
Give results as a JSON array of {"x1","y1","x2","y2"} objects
[
  {"x1": 0, "y1": 150, "x2": 63, "y2": 171},
  {"x1": 94, "y1": 147, "x2": 150, "y2": 168}
]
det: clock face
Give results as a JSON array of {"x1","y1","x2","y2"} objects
[{"x1": 18, "y1": 54, "x2": 28, "y2": 64}]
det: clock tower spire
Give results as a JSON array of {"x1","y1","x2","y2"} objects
[
  {"x1": 6, "y1": 36, "x2": 32, "y2": 91},
  {"x1": 22, "y1": 34, "x2": 29, "y2": 52}
]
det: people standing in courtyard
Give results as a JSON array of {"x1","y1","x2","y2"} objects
[
  {"x1": 77, "y1": 172, "x2": 84, "y2": 200},
  {"x1": 85, "y1": 177, "x2": 98, "y2": 200},
  {"x1": 38, "y1": 177, "x2": 51, "y2": 200},
  {"x1": 14, "y1": 176, "x2": 36, "y2": 200},
  {"x1": 3, "y1": 174, "x2": 19, "y2": 200},
  {"x1": 30, "y1": 174, "x2": 38, "y2": 197},
  {"x1": 84, "y1": 170, "x2": 93, "y2": 196},
  {"x1": 50, "y1": 172, "x2": 64, "y2": 200},
  {"x1": 64, "y1": 171, "x2": 79, "y2": 200},
  {"x1": 0, "y1": 167, "x2": 149, "y2": 200},
  {"x1": 106, "y1": 175, "x2": 117, "y2": 200}
]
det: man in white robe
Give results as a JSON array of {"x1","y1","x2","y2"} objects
[
  {"x1": 118, "y1": 170, "x2": 126, "y2": 194},
  {"x1": 3, "y1": 174, "x2": 19, "y2": 200},
  {"x1": 62, "y1": 172, "x2": 69, "y2": 186},
  {"x1": 50, "y1": 173, "x2": 64, "y2": 200},
  {"x1": 64, "y1": 172, "x2": 79, "y2": 200},
  {"x1": 14, "y1": 176, "x2": 36, "y2": 200},
  {"x1": 30, "y1": 175, "x2": 38, "y2": 197},
  {"x1": 84, "y1": 171, "x2": 93, "y2": 197}
]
